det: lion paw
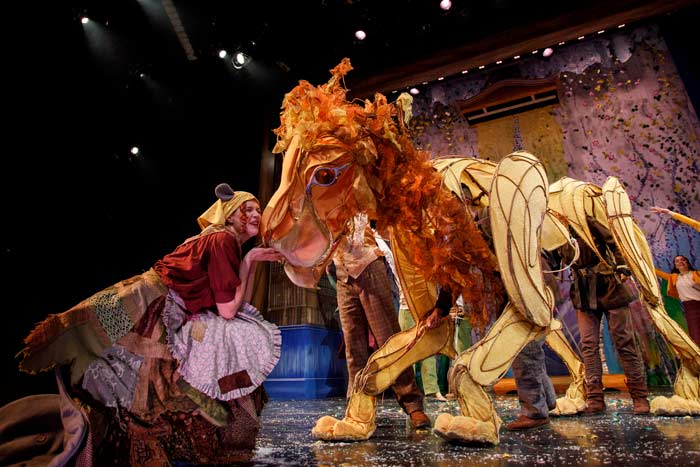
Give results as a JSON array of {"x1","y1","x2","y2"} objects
[
  {"x1": 651, "y1": 395, "x2": 700, "y2": 416},
  {"x1": 311, "y1": 416, "x2": 376, "y2": 441},
  {"x1": 433, "y1": 413, "x2": 499, "y2": 445}
]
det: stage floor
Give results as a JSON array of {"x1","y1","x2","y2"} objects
[{"x1": 251, "y1": 387, "x2": 700, "y2": 466}]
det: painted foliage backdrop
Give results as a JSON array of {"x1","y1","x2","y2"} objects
[{"x1": 410, "y1": 25, "x2": 700, "y2": 384}]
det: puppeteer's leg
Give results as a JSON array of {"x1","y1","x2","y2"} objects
[
  {"x1": 335, "y1": 277, "x2": 371, "y2": 398},
  {"x1": 576, "y1": 308, "x2": 607, "y2": 414},
  {"x1": 546, "y1": 325, "x2": 587, "y2": 415},
  {"x1": 606, "y1": 306, "x2": 648, "y2": 404},
  {"x1": 511, "y1": 337, "x2": 556, "y2": 421}
]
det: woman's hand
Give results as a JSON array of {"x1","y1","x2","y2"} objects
[
  {"x1": 245, "y1": 247, "x2": 283, "y2": 263},
  {"x1": 650, "y1": 206, "x2": 671, "y2": 215}
]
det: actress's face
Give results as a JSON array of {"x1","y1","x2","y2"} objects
[
  {"x1": 230, "y1": 200, "x2": 262, "y2": 241},
  {"x1": 674, "y1": 255, "x2": 691, "y2": 272}
]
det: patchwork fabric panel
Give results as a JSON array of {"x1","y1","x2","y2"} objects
[
  {"x1": 218, "y1": 370, "x2": 253, "y2": 393},
  {"x1": 82, "y1": 344, "x2": 143, "y2": 409},
  {"x1": 133, "y1": 294, "x2": 165, "y2": 339},
  {"x1": 89, "y1": 287, "x2": 134, "y2": 343},
  {"x1": 190, "y1": 321, "x2": 207, "y2": 342}
]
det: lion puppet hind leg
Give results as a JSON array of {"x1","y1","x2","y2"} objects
[{"x1": 433, "y1": 303, "x2": 548, "y2": 445}]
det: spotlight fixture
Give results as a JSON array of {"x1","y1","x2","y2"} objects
[
  {"x1": 409, "y1": 88, "x2": 420, "y2": 95},
  {"x1": 496, "y1": 60, "x2": 503, "y2": 64},
  {"x1": 437, "y1": 77, "x2": 444, "y2": 81},
  {"x1": 232, "y1": 51, "x2": 250, "y2": 69},
  {"x1": 81, "y1": 16, "x2": 89, "y2": 24},
  {"x1": 218, "y1": 50, "x2": 227, "y2": 59},
  {"x1": 440, "y1": 0, "x2": 452, "y2": 11},
  {"x1": 355, "y1": 30, "x2": 366, "y2": 41},
  {"x1": 461, "y1": 70, "x2": 469, "y2": 74},
  {"x1": 543, "y1": 47, "x2": 554, "y2": 57},
  {"x1": 131, "y1": 146, "x2": 140, "y2": 155},
  {"x1": 513, "y1": 55, "x2": 520, "y2": 60},
  {"x1": 617, "y1": 24, "x2": 625, "y2": 28}
]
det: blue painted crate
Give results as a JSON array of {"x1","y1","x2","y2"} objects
[{"x1": 265, "y1": 324, "x2": 347, "y2": 399}]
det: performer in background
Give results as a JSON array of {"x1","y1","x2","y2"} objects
[
  {"x1": 560, "y1": 219, "x2": 649, "y2": 415},
  {"x1": 331, "y1": 213, "x2": 431, "y2": 429}
]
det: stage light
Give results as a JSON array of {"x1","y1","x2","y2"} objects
[
  {"x1": 81, "y1": 16, "x2": 89, "y2": 24},
  {"x1": 232, "y1": 51, "x2": 250, "y2": 69},
  {"x1": 409, "y1": 88, "x2": 420, "y2": 95},
  {"x1": 355, "y1": 30, "x2": 366, "y2": 41},
  {"x1": 543, "y1": 47, "x2": 554, "y2": 57},
  {"x1": 513, "y1": 55, "x2": 520, "y2": 59},
  {"x1": 440, "y1": 0, "x2": 452, "y2": 11},
  {"x1": 131, "y1": 146, "x2": 140, "y2": 155},
  {"x1": 496, "y1": 60, "x2": 502, "y2": 64},
  {"x1": 218, "y1": 50, "x2": 227, "y2": 59},
  {"x1": 437, "y1": 77, "x2": 444, "y2": 81}
]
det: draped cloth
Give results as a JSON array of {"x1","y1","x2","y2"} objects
[{"x1": 16, "y1": 268, "x2": 281, "y2": 465}]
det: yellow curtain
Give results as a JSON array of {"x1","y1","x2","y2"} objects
[
  {"x1": 475, "y1": 106, "x2": 566, "y2": 183},
  {"x1": 476, "y1": 117, "x2": 515, "y2": 163},
  {"x1": 518, "y1": 107, "x2": 567, "y2": 182}
]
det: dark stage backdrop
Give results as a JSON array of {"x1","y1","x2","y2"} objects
[{"x1": 1, "y1": 5, "x2": 293, "y2": 405}]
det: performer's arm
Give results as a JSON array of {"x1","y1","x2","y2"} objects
[
  {"x1": 655, "y1": 268, "x2": 672, "y2": 281},
  {"x1": 423, "y1": 287, "x2": 452, "y2": 330},
  {"x1": 651, "y1": 206, "x2": 700, "y2": 232}
]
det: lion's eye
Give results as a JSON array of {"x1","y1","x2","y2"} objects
[
  {"x1": 305, "y1": 163, "x2": 350, "y2": 196},
  {"x1": 313, "y1": 167, "x2": 337, "y2": 186}
]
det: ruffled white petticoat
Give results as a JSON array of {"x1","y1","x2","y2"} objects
[{"x1": 163, "y1": 290, "x2": 281, "y2": 400}]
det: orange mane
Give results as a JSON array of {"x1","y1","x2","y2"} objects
[{"x1": 274, "y1": 59, "x2": 504, "y2": 328}]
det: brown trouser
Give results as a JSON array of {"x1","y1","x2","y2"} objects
[
  {"x1": 683, "y1": 300, "x2": 700, "y2": 347},
  {"x1": 577, "y1": 306, "x2": 648, "y2": 400},
  {"x1": 336, "y1": 258, "x2": 424, "y2": 414}
]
